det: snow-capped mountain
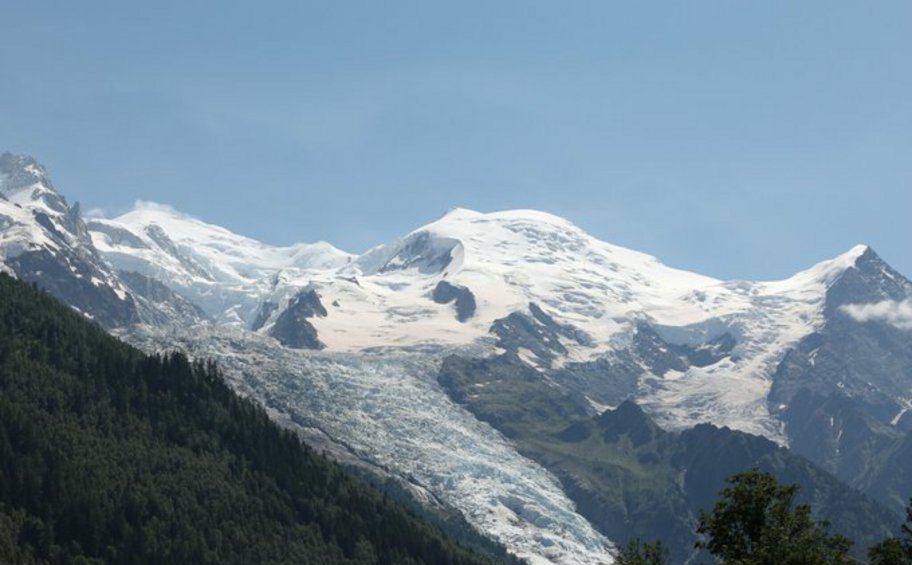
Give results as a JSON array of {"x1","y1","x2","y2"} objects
[
  {"x1": 88, "y1": 201, "x2": 352, "y2": 326},
  {"x1": 4, "y1": 152, "x2": 912, "y2": 563},
  {"x1": 88, "y1": 202, "x2": 885, "y2": 442},
  {"x1": 0, "y1": 153, "x2": 137, "y2": 327}
]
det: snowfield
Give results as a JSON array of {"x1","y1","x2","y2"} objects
[{"x1": 92, "y1": 204, "x2": 870, "y2": 442}]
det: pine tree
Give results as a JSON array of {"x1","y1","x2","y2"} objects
[{"x1": 615, "y1": 538, "x2": 668, "y2": 565}]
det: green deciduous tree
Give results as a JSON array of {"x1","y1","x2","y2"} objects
[{"x1": 696, "y1": 469, "x2": 853, "y2": 565}]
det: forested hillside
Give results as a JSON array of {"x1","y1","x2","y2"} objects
[{"x1": 0, "y1": 273, "x2": 502, "y2": 564}]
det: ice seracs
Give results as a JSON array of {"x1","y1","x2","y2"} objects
[{"x1": 127, "y1": 325, "x2": 617, "y2": 565}]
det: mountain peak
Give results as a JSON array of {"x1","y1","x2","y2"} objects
[
  {"x1": 0, "y1": 153, "x2": 52, "y2": 191},
  {"x1": 823, "y1": 245, "x2": 912, "y2": 309},
  {"x1": 853, "y1": 244, "x2": 883, "y2": 268},
  {"x1": 438, "y1": 206, "x2": 482, "y2": 220},
  {"x1": 824, "y1": 243, "x2": 871, "y2": 271},
  {"x1": 0, "y1": 153, "x2": 68, "y2": 214},
  {"x1": 816, "y1": 244, "x2": 894, "y2": 284},
  {"x1": 430, "y1": 207, "x2": 582, "y2": 232},
  {"x1": 597, "y1": 400, "x2": 659, "y2": 446},
  {"x1": 777, "y1": 244, "x2": 873, "y2": 291},
  {"x1": 354, "y1": 207, "x2": 623, "y2": 280},
  {"x1": 844, "y1": 244, "x2": 875, "y2": 265}
]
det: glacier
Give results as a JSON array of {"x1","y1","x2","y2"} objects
[{"x1": 124, "y1": 325, "x2": 616, "y2": 564}]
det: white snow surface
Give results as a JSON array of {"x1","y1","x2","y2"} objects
[
  {"x1": 90, "y1": 204, "x2": 872, "y2": 443},
  {"x1": 89, "y1": 201, "x2": 353, "y2": 323},
  {"x1": 1, "y1": 162, "x2": 90, "y2": 257},
  {"x1": 0, "y1": 198, "x2": 57, "y2": 256},
  {"x1": 293, "y1": 210, "x2": 866, "y2": 442},
  {"x1": 0, "y1": 168, "x2": 69, "y2": 255}
]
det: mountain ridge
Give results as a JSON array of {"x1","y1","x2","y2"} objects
[
  {"x1": 5, "y1": 151, "x2": 906, "y2": 444},
  {"x1": 4, "y1": 151, "x2": 912, "y2": 563}
]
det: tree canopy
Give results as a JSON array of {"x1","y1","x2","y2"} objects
[
  {"x1": 615, "y1": 538, "x2": 668, "y2": 565},
  {"x1": 696, "y1": 469, "x2": 853, "y2": 565},
  {"x1": 868, "y1": 499, "x2": 912, "y2": 565}
]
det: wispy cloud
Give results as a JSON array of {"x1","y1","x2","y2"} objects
[
  {"x1": 84, "y1": 207, "x2": 108, "y2": 219},
  {"x1": 841, "y1": 299, "x2": 912, "y2": 330},
  {"x1": 132, "y1": 200, "x2": 180, "y2": 214}
]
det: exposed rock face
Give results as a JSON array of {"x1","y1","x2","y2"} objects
[
  {"x1": 0, "y1": 153, "x2": 139, "y2": 328},
  {"x1": 358, "y1": 231, "x2": 462, "y2": 276},
  {"x1": 0, "y1": 153, "x2": 69, "y2": 214},
  {"x1": 432, "y1": 280, "x2": 476, "y2": 322},
  {"x1": 490, "y1": 303, "x2": 591, "y2": 366},
  {"x1": 86, "y1": 220, "x2": 148, "y2": 249},
  {"x1": 631, "y1": 324, "x2": 689, "y2": 376},
  {"x1": 824, "y1": 246, "x2": 912, "y2": 311},
  {"x1": 6, "y1": 249, "x2": 139, "y2": 328},
  {"x1": 117, "y1": 270, "x2": 209, "y2": 326},
  {"x1": 768, "y1": 247, "x2": 912, "y2": 514},
  {"x1": 633, "y1": 323, "x2": 737, "y2": 376},
  {"x1": 142, "y1": 224, "x2": 213, "y2": 281},
  {"x1": 269, "y1": 289, "x2": 327, "y2": 350}
]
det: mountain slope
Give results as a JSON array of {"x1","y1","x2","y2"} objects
[
  {"x1": 0, "y1": 272, "x2": 506, "y2": 564},
  {"x1": 88, "y1": 201, "x2": 352, "y2": 325},
  {"x1": 86, "y1": 199, "x2": 884, "y2": 444},
  {"x1": 0, "y1": 153, "x2": 138, "y2": 328},
  {"x1": 437, "y1": 353, "x2": 898, "y2": 563},
  {"x1": 5, "y1": 153, "x2": 619, "y2": 564},
  {"x1": 767, "y1": 247, "x2": 912, "y2": 513},
  {"x1": 122, "y1": 324, "x2": 618, "y2": 565},
  {"x1": 235, "y1": 209, "x2": 874, "y2": 441},
  {"x1": 5, "y1": 152, "x2": 912, "y2": 563}
]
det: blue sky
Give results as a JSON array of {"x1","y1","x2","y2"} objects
[{"x1": 2, "y1": 1, "x2": 910, "y2": 280}]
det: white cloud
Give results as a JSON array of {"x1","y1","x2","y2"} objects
[
  {"x1": 83, "y1": 207, "x2": 108, "y2": 219},
  {"x1": 132, "y1": 200, "x2": 180, "y2": 214},
  {"x1": 841, "y1": 299, "x2": 912, "y2": 330},
  {"x1": 130, "y1": 200, "x2": 201, "y2": 222}
]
